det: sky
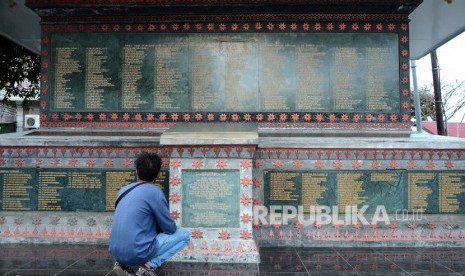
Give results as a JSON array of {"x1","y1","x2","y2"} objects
[{"x1": 412, "y1": 31, "x2": 465, "y2": 122}]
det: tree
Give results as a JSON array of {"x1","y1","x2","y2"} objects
[
  {"x1": 0, "y1": 35, "x2": 41, "y2": 109},
  {"x1": 415, "y1": 85, "x2": 436, "y2": 121},
  {"x1": 442, "y1": 80, "x2": 465, "y2": 120},
  {"x1": 412, "y1": 80, "x2": 465, "y2": 121}
]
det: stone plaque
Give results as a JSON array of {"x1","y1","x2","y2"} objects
[
  {"x1": 106, "y1": 170, "x2": 137, "y2": 211},
  {"x1": 154, "y1": 44, "x2": 190, "y2": 110},
  {"x1": 121, "y1": 44, "x2": 154, "y2": 110},
  {"x1": 0, "y1": 169, "x2": 37, "y2": 211},
  {"x1": 182, "y1": 170, "x2": 239, "y2": 228},
  {"x1": 408, "y1": 172, "x2": 439, "y2": 213},
  {"x1": 38, "y1": 169, "x2": 106, "y2": 211},
  {"x1": 264, "y1": 171, "x2": 407, "y2": 214},
  {"x1": 0, "y1": 168, "x2": 169, "y2": 211},
  {"x1": 50, "y1": 33, "x2": 399, "y2": 113},
  {"x1": 263, "y1": 170, "x2": 465, "y2": 214},
  {"x1": 439, "y1": 172, "x2": 465, "y2": 213},
  {"x1": 264, "y1": 171, "x2": 336, "y2": 211},
  {"x1": 337, "y1": 171, "x2": 405, "y2": 214}
]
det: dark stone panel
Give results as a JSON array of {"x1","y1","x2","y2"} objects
[
  {"x1": 0, "y1": 168, "x2": 169, "y2": 212},
  {"x1": 49, "y1": 33, "x2": 399, "y2": 114},
  {"x1": 182, "y1": 170, "x2": 240, "y2": 228},
  {"x1": 263, "y1": 170, "x2": 465, "y2": 214}
]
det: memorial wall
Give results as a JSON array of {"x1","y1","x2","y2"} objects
[
  {"x1": 8, "y1": 0, "x2": 465, "y2": 250},
  {"x1": 39, "y1": 28, "x2": 409, "y2": 127}
]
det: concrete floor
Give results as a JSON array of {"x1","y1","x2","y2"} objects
[{"x1": 2, "y1": 244, "x2": 465, "y2": 275}]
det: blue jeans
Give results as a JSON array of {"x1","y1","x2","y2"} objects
[{"x1": 147, "y1": 228, "x2": 190, "y2": 269}]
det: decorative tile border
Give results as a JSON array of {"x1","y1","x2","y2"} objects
[
  {"x1": 169, "y1": 157, "x2": 259, "y2": 262},
  {"x1": 2, "y1": 212, "x2": 465, "y2": 246},
  {"x1": 0, "y1": 212, "x2": 112, "y2": 243},
  {"x1": 0, "y1": 145, "x2": 257, "y2": 168},
  {"x1": 7, "y1": 146, "x2": 463, "y2": 165},
  {"x1": 255, "y1": 215, "x2": 465, "y2": 245},
  {"x1": 0, "y1": 146, "x2": 166, "y2": 169},
  {"x1": 256, "y1": 148, "x2": 465, "y2": 163}
]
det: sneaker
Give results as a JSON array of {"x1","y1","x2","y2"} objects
[
  {"x1": 136, "y1": 265, "x2": 158, "y2": 276},
  {"x1": 113, "y1": 261, "x2": 136, "y2": 276}
]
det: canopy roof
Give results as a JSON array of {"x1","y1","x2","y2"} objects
[
  {"x1": 409, "y1": 0, "x2": 465, "y2": 60},
  {"x1": 1, "y1": 0, "x2": 464, "y2": 59}
]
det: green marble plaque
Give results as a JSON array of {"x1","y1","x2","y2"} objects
[
  {"x1": 0, "y1": 168, "x2": 169, "y2": 212},
  {"x1": 264, "y1": 171, "x2": 409, "y2": 214},
  {"x1": 337, "y1": 171, "x2": 406, "y2": 214},
  {"x1": 50, "y1": 33, "x2": 399, "y2": 113},
  {"x1": 182, "y1": 170, "x2": 240, "y2": 228},
  {"x1": 439, "y1": 172, "x2": 465, "y2": 213},
  {"x1": 0, "y1": 169, "x2": 37, "y2": 211},
  {"x1": 407, "y1": 172, "x2": 439, "y2": 213},
  {"x1": 263, "y1": 170, "x2": 465, "y2": 214}
]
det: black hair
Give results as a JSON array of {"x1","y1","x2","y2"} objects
[{"x1": 134, "y1": 153, "x2": 162, "y2": 182}]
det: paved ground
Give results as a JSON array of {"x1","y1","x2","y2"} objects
[{"x1": 1, "y1": 244, "x2": 465, "y2": 275}]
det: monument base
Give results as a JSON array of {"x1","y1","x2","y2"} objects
[
  {"x1": 255, "y1": 214, "x2": 465, "y2": 247},
  {"x1": 172, "y1": 240, "x2": 260, "y2": 263},
  {"x1": 161, "y1": 123, "x2": 260, "y2": 263},
  {"x1": 1, "y1": 126, "x2": 465, "y2": 258}
]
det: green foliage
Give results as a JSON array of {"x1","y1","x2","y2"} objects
[
  {"x1": 418, "y1": 85, "x2": 436, "y2": 121},
  {"x1": 0, "y1": 35, "x2": 41, "y2": 109}
]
